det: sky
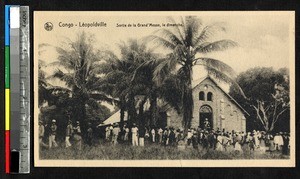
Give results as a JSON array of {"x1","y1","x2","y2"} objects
[{"x1": 35, "y1": 11, "x2": 294, "y2": 110}]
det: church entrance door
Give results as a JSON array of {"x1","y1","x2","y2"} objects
[{"x1": 199, "y1": 105, "x2": 213, "y2": 130}]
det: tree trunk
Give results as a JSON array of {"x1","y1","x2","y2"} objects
[
  {"x1": 150, "y1": 91, "x2": 158, "y2": 127},
  {"x1": 119, "y1": 97, "x2": 126, "y2": 127},
  {"x1": 127, "y1": 94, "x2": 137, "y2": 125},
  {"x1": 182, "y1": 64, "x2": 193, "y2": 134},
  {"x1": 120, "y1": 105, "x2": 125, "y2": 127},
  {"x1": 138, "y1": 97, "x2": 147, "y2": 127}
]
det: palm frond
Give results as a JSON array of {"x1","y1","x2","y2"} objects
[
  {"x1": 153, "y1": 57, "x2": 177, "y2": 85},
  {"x1": 48, "y1": 60, "x2": 74, "y2": 71},
  {"x1": 157, "y1": 29, "x2": 183, "y2": 46},
  {"x1": 89, "y1": 93, "x2": 115, "y2": 105},
  {"x1": 195, "y1": 57, "x2": 237, "y2": 78},
  {"x1": 205, "y1": 66, "x2": 247, "y2": 98},
  {"x1": 48, "y1": 85, "x2": 71, "y2": 93},
  {"x1": 166, "y1": 16, "x2": 185, "y2": 42},
  {"x1": 159, "y1": 74, "x2": 183, "y2": 113},
  {"x1": 49, "y1": 69, "x2": 75, "y2": 87},
  {"x1": 193, "y1": 24, "x2": 226, "y2": 46},
  {"x1": 86, "y1": 98, "x2": 100, "y2": 109},
  {"x1": 131, "y1": 60, "x2": 154, "y2": 82},
  {"x1": 144, "y1": 35, "x2": 177, "y2": 50},
  {"x1": 195, "y1": 40, "x2": 238, "y2": 54},
  {"x1": 184, "y1": 16, "x2": 203, "y2": 46}
]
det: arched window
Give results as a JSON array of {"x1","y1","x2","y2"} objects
[
  {"x1": 199, "y1": 91, "x2": 205, "y2": 100},
  {"x1": 207, "y1": 92, "x2": 213, "y2": 101}
]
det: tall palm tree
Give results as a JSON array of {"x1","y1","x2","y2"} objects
[
  {"x1": 49, "y1": 32, "x2": 111, "y2": 124},
  {"x1": 132, "y1": 54, "x2": 177, "y2": 126},
  {"x1": 97, "y1": 55, "x2": 137, "y2": 125},
  {"x1": 99, "y1": 39, "x2": 156, "y2": 125},
  {"x1": 148, "y1": 16, "x2": 244, "y2": 131}
]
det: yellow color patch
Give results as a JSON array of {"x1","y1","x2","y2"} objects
[{"x1": 5, "y1": 89, "x2": 10, "y2": 130}]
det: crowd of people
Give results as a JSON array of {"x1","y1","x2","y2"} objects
[
  {"x1": 39, "y1": 119, "x2": 93, "y2": 150},
  {"x1": 39, "y1": 120, "x2": 290, "y2": 155},
  {"x1": 104, "y1": 123, "x2": 290, "y2": 155}
]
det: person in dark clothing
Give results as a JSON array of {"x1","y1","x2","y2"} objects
[
  {"x1": 73, "y1": 121, "x2": 82, "y2": 150},
  {"x1": 282, "y1": 132, "x2": 289, "y2": 155},
  {"x1": 49, "y1": 119, "x2": 58, "y2": 148},
  {"x1": 202, "y1": 131, "x2": 209, "y2": 149},
  {"x1": 208, "y1": 130, "x2": 216, "y2": 149},
  {"x1": 197, "y1": 126, "x2": 202, "y2": 144},
  {"x1": 86, "y1": 122, "x2": 93, "y2": 146},
  {"x1": 248, "y1": 133, "x2": 255, "y2": 151},
  {"x1": 162, "y1": 128, "x2": 169, "y2": 146},
  {"x1": 138, "y1": 126, "x2": 146, "y2": 146},
  {"x1": 191, "y1": 131, "x2": 198, "y2": 149},
  {"x1": 168, "y1": 128, "x2": 176, "y2": 146}
]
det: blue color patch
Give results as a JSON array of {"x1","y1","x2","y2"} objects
[{"x1": 5, "y1": 5, "x2": 10, "y2": 46}]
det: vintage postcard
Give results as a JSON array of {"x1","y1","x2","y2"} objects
[{"x1": 34, "y1": 11, "x2": 295, "y2": 167}]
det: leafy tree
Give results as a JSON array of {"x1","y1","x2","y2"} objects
[
  {"x1": 148, "y1": 16, "x2": 241, "y2": 131},
  {"x1": 229, "y1": 67, "x2": 290, "y2": 132},
  {"x1": 48, "y1": 32, "x2": 112, "y2": 126},
  {"x1": 99, "y1": 39, "x2": 156, "y2": 126},
  {"x1": 132, "y1": 54, "x2": 177, "y2": 126}
]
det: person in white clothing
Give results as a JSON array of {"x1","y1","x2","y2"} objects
[
  {"x1": 234, "y1": 132, "x2": 243, "y2": 152},
  {"x1": 253, "y1": 130, "x2": 260, "y2": 149},
  {"x1": 158, "y1": 128, "x2": 163, "y2": 143},
  {"x1": 49, "y1": 119, "x2": 58, "y2": 148},
  {"x1": 274, "y1": 132, "x2": 284, "y2": 151},
  {"x1": 131, "y1": 124, "x2": 139, "y2": 146},
  {"x1": 187, "y1": 129, "x2": 193, "y2": 145},
  {"x1": 105, "y1": 125, "x2": 111, "y2": 141},
  {"x1": 65, "y1": 120, "x2": 73, "y2": 148},
  {"x1": 124, "y1": 126, "x2": 129, "y2": 141},
  {"x1": 216, "y1": 132, "x2": 224, "y2": 151},
  {"x1": 112, "y1": 123, "x2": 120, "y2": 145},
  {"x1": 151, "y1": 128, "x2": 156, "y2": 143}
]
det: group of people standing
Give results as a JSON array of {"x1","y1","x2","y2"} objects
[
  {"x1": 104, "y1": 123, "x2": 290, "y2": 155},
  {"x1": 185, "y1": 128, "x2": 290, "y2": 155},
  {"x1": 40, "y1": 119, "x2": 290, "y2": 156},
  {"x1": 39, "y1": 119, "x2": 93, "y2": 151},
  {"x1": 105, "y1": 123, "x2": 182, "y2": 147}
]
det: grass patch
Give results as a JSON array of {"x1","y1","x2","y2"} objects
[{"x1": 40, "y1": 140, "x2": 290, "y2": 160}]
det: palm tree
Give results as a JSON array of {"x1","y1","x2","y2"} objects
[
  {"x1": 148, "y1": 16, "x2": 244, "y2": 131},
  {"x1": 49, "y1": 32, "x2": 111, "y2": 124},
  {"x1": 132, "y1": 54, "x2": 177, "y2": 126},
  {"x1": 97, "y1": 55, "x2": 136, "y2": 125},
  {"x1": 99, "y1": 39, "x2": 156, "y2": 125}
]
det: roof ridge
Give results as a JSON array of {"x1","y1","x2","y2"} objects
[{"x1": 193, "y1": 76, "x2": 249, "y2": 116}]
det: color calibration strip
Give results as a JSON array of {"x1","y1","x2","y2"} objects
[
  {"x1": 5, "y1": 5, "x2": 11, "y2": 174},
  {"x1": 4, "y1": 5, "x2": 31, "y2": 174}
]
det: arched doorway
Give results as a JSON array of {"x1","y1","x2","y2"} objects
[{"x1": 199, "y1": 105, "x2": 213, "y2": 130}]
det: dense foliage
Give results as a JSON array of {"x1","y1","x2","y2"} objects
[{"x1": 229, "y1": 67, "x2": 290, "y2": 132}]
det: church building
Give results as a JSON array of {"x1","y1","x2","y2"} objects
[{"x1": 167, "y1": 76, "x2": 249, "y2": 132}]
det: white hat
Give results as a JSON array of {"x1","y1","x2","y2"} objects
[{"x1": 52, "y1": 119, "x2": 56, "y2": 123}]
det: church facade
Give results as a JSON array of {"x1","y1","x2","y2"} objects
[{"x1": 167, "y1": 76, "x2": 249, "y2": 132}]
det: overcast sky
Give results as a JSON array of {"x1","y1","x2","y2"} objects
[{"x1": 36, "y1": 11, "x2": 294, "y2": 90}]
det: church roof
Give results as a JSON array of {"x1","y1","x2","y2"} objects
[
  {"x1": 193, "y1": 76, "x2": 250, "y2": 116},
  {"x1": 97, "y1": 110, "x2": 128, "y2": 127}
]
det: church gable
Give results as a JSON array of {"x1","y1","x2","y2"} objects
[
  {"x1": 166, "y1": 76, "x2": 247, "y2": 132},
  {"x1": 193, "y1": 76, "x2": 248, "y2": 116},
  {"x1": 191, "y1": 76, "x2": 247, "y2": 132}
]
